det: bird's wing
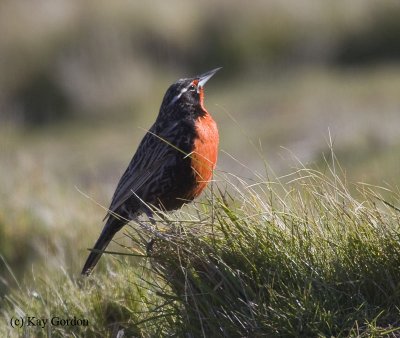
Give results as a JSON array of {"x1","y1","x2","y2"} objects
[{"x1": 105, "y1": 124, "x2": 182, "y2": 218}]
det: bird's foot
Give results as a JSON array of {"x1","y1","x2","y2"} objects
[{"x1": 146, "y1": 238, "x2": 156, "y2": 255}]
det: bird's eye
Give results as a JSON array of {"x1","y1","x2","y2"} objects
[{"x1": 188, "y1": 84, "x2": 196, "y2": 91}]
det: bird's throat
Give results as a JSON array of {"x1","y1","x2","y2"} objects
[{"x1": 198, "y1": 87, "x2": 205, "y2": 111}]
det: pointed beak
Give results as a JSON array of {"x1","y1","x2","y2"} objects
[{"x1": 197, "y1": 67, "x2": 222, "y2": 88}]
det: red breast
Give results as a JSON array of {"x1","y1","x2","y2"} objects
[{"x1": 189, "y1": 89, "x2": 219, "y2": 198}]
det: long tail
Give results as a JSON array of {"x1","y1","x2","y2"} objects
[{"x1": 81, "y1": 217, "x2": 124, "y2": 276}]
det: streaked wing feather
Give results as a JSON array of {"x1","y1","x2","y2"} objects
[{"x1": 105, "y1": 131, "x2": 176, "y2": 218}]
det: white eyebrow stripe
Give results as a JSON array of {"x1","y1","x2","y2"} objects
[{"x1": 169, "y1": 87, "x2": 188, "y2": 106}]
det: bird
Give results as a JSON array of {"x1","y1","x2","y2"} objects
[{"x1": 81, "y1": 68, "x2": 221, "y2": 275}]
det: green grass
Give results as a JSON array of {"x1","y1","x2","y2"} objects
[{"x1": 2, "y1": 159, "x2": 400, "y2": 337}]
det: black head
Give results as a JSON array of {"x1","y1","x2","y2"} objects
[{"x1": 157, "y1": 67, "x2": 221, "y2": 121}]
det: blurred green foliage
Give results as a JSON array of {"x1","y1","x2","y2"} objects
[{"x1": 1, "y1": 0, "x2": 400, "y2": 125}]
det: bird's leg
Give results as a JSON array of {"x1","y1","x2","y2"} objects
[
  {"x1": 142, "y1": 207, "x2": 157, "y2": 255},
  {"x1": 143, "y1": 206, "x2": 157, "y2": 225},
  {"x1": 137, "y1": 206, "x2": 173, "y2": 255}
]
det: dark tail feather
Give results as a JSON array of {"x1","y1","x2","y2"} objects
[{"x1": 81, "y1": 218, "x2": 122, "y2": 276}]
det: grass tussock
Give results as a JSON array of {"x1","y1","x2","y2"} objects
[
  {"x1": 146, "y1": 165, "x2": 400, "y2": 337},
  {"x1": 2, "y1": 161, "x2": 400, "y2": 337}
]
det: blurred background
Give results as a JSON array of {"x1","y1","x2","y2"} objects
[{"x1": 1, "y1": 0, "x2": 400, "y2": 289}]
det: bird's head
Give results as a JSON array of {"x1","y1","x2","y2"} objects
[{"x1": 158, "y1": 67, "x2": 221, "y2": 120}]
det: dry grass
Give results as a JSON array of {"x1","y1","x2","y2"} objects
[{"x1": 2, "y1": 154, "x2": 400, "y2": 336}]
